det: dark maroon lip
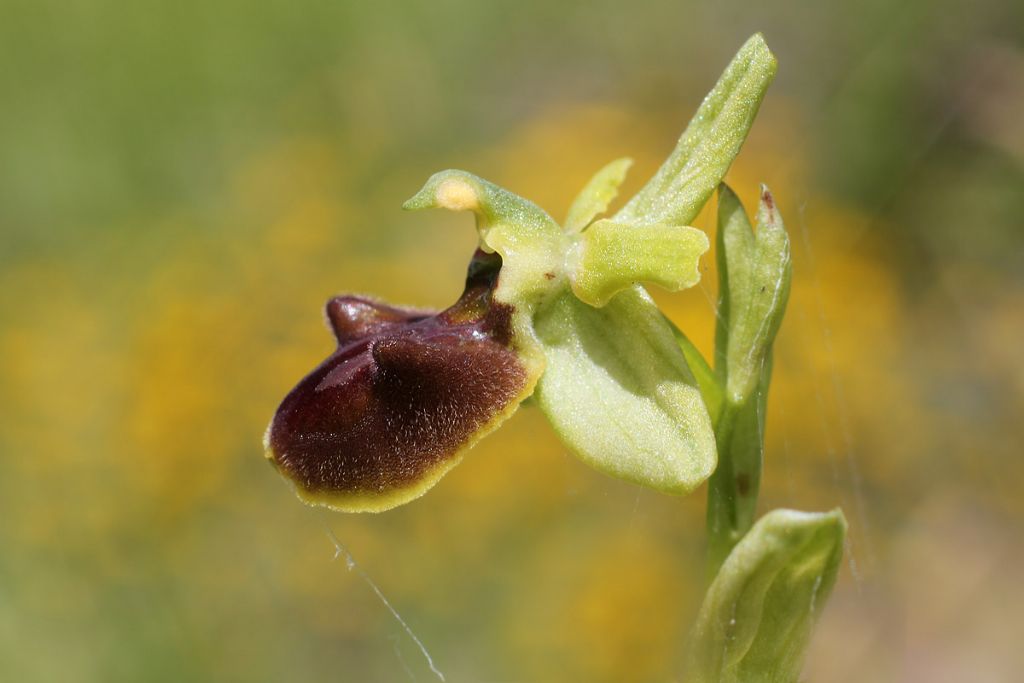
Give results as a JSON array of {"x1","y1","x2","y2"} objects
[{"x1": 266, "y1": 248, "x2": 528, "y2": 502}]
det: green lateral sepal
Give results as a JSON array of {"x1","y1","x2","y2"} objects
[
  {"x1": 532, "y1": 287, "x2": 717, "y2": 495},
  {"x1": 664, "y1": 315, "x2": 723, "y2": 426}
]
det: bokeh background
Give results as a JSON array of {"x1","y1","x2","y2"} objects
[{"x1": 2, "y1": 1, "x2": 1022, "y2": 681}]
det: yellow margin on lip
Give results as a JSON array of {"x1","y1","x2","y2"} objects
[{"x1": 263, "y1": 351, "x2": 544, "y2": 514}]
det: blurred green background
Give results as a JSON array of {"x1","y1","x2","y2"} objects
[{"x1": 1, "y1": 1, "x2": 1022, "y2": 681}]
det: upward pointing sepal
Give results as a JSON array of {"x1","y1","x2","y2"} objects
[{"x1": 615, "y1": 33, "x2": 776, "y2": 227}]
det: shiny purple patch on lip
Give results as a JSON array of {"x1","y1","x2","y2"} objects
[{"x1": 266, "y1": 250, "x2": 529, "y2": 507}]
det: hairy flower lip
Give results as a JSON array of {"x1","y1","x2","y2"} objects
[{"x1": 265, "y1": 250, "x2": 535, "y2": 512}]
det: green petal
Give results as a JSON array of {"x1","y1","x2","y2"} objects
[
  {"x1": 564, "y1": 157, "x2": 633, "y2": 233},
  {"x1": 615, "y1": 33, "x2": 776, "y2": 227},
  {"x1": 532, "y1": 287, "x2": 716, "y2": 494},
  {"x1": 716, "y1": 183, "x2": 791, "y2": 404},
  {"x1": 568, "y1": 218, "x2": 709, "y2": 307},
  {"x1": 687, "y1": 509, "x2": 847, "y2": 683}
]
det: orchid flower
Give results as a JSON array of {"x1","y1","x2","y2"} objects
[{"x1": 264, "y1": 34, "x2": 777, "y2": 512}]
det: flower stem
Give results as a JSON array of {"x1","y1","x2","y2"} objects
[{"x1": 705, "y1": 354, "x2": 772, "y2": 578}]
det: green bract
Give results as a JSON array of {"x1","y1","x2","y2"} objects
[
  {"x1": 706, "y1": 183, "x2": 793, "y2": 571},
  {"x1": 266, "y1": 34, "x2": 778, "y2": 510},
  {"x1": 716, "y1": 184, "x2": 792, "y2": 406},
  {"x1": 687, "y1": 509, "x2": 847, "y2": 683}
]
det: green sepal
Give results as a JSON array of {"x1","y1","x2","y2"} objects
[
  {"x1": 615, "y1": 34, "x2": 776, "y2": 227},
  {"x1": 687, "y1": 508, "x2": 847, "y2": 683},
  {"x1": 567, "y1": 219, "x2": 709, "y2": 307},
  {"x1": 532, "y1": 287, "x2": 716, "y2": 495},
  {"x1": 564, "y1": 157, "x2": 633, "y2": 233},
  {"x1": 715, "y1": 183, "x2": 791, "y2": 405}
]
